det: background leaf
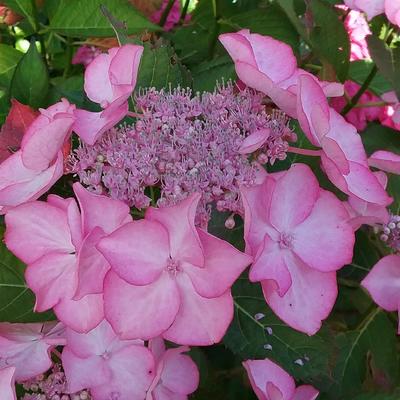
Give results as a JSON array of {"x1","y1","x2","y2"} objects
[
  {"x1": 4, "y1": 0, "x2": 36, "y2": 30},
  {"x1": 49, "y1": 0, "x2": 160, "y2": 38},
  {"x1": 10, "y1": 40, "x2": 49, "y2": 108},
  {"x1": 0, "y1": 44, "x2": 22, "y2": 90}
]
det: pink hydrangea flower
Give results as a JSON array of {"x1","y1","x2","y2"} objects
[
  {"x1": 344, "y1": 171, "x2": 389, "y2": 229},
  {"x1": 241, "y1": 163, "x2": 355, "y2": 334},
  {"x1": 73, "y1": 44, "x2": 143, "y2": 145},
  {"x1": 62, "y1": 319, "x2": 155, "y2": 400},
  {"x1": 368, "y1": 150, "x2": 400, "y2": 174},
  {"x1": 219, "y1": 30, "x2": 343, "y2": 118},
  {"x1": 4, "y1": 183, "x2": 131, "y2": 333},
  {"x1": 379, "y1": 91, "x2": 400, "y2": 130},
  {"x1": 243, "y1": 358, "x2": 319, "y2": 400},
  {"x1": 147, "y1": 337, "x2": 199, "y2": 399},
  {"x1": 97, "y1": 193, "x2": 252, "y2": 345},
  {"x1": 344, "y1": 10, "x2": 371, "y2": 61},
  {"x1": 297, "y1": 74, "x2": 391, "y2": 206},
  {"x1": 150, "y1": 0, "x2": 190, "y2": 31},
  {"x1": 331, "y1": 81, "x2": 380, "y2": 131},
  {"x1": 362, "y1": 255, "x2": 400, "y2": 332},
  {"x1": 72, "y1": 45, "x2": 102, "y2": 67},
  {"x1": 0, "y1": 366, "x2": 16, "y2": 400},
  {"x1": 379, "y1": 214, "x2": 400, "y2": 251},
  {"x1": 0, "y1": 322, "x2": 65, "y2": 381}
]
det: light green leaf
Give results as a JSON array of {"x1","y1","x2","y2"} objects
[
  {"x1": 0, "y1": 226, "x2": 54, "y2": 322},
  {"x1": 49, "y1": 0, "x2": 160, "y2": 38},
  {"x1": 0, "y1": 44, "x2": 23, "y2": 89},
  {"x1": 10, "y1": 40, "x2": 49, "y2": 108}
]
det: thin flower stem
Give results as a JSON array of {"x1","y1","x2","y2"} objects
[
  {"x1": 180, "y1": 0, "x2": 190, "y2": 22},
  {"x1": 127, "y1": 111, "x2": 143, "y2": 118},
  {"x1": 287, "y1": 146, "x2": 322, "y2": 157},
  {"x1": 159, "y1": 0, "x2": 176, "y2": 27},
  {"x1": 353, "y1": 101, "x2": 390, "y2": 109},
  {"x1": 341, "y1": 65, "x2": 378, "y2": 116}
]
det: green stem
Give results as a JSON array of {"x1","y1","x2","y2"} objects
[
  {"x1": 341, "y1": 65, "x2": 378, "y2": 116},
  {"x1": 159, "y1": 0, "x2": 176, "y2": 28}
]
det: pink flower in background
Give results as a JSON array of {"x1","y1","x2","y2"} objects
[
  {"x1": 219, "y1": 30, "x2": 343, "y2": 118},
  {"x1": 4, "y1": 183, "x2": 131, "y2": 333},
  {"x1": 72, "y1": 45, "x2": 102, "y2": 67},
  {"x1": 98, "y1": 193, "x2": 252, "y2": 345},
  {"x1": 243, "y1": 358, "x2": 319, "y2": 400},
  {"x1": 147, "y1": 338, "x2": 199, "y2": 400},
  {"x1": 62, "y1": 319, "x2": 155, "y2": 400},
  {"x1": 0, "y1": 367, "x2": 16, "y2": 400},
  {"x1": 344, "y1": 171, "x2": 389, "y2": 229},
  {"x1": 73, "y1": 44, "x2": 143, "y2": 145},
  {"x1": 297, "y1": 74, "x2": 391, "y2": 206},
  {"x1": 345, "y1": 10, "x2": 371, "y2": 61},
  {"x1": 379, "y1": 91, "x2": 400, "y2": 131},
  {"x1": 362, "y1": 255, "x2": 400, "y2": 332},
  {"x1": 241, "y1": 164, "x2": 354, "y2": 334},
  {"x1": 0, "y1": 322, "x2": 65, "y2": 381},
  {"x1": 331, "y1": 81, "x2": 380, "y2": 131},
  {"x1": 150, "y1": 0, "x2": 190, "y2": 31}
]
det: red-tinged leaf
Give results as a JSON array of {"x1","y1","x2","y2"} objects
[{"x1": 0, "y1": 98, "x2": 38, "y2": 162}]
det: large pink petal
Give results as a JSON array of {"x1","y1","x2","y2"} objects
[
  {"x1": 385, "y1": 0, "x2": 400, "y2": 28},
  {"x1": 54, "y1": 293, "x2": 104, "y2": 334},
  {"x1": 219, "y1": 31, "x2": 257, "y2": 68},
  {"x1": 183, "y1": 229, "x2": 251, "y2": 298},
  {"x1": 0, "y1": 150, "x2": 63, "y2": 209},
  {"x1": 75, "y1": 228, "x2": 110, "y2": 299},
  {"x1": 262, "y1": 252, "x2": 338, "y2": 335},
  {"x1": 270, "y1": 164, "x2": 319, "y2": 232},
  {"x1": 0, "y1": 367, "x2": 16, "y2": 400},
  {"x1": 25, "y1": 253, "x2": 77, "y2": 311},
  {"x1": 292, "y1": 385, "x2": 319, "y2": 400},
  {"x1": 5, "y1": 201, "x2": 74, "y2": 264},
  {"x1": 241, "y1": 177, "x2": 277, "y2": 255},
  {"x1": 243, "y1": 359, "x2": 295, "y2": 400},
  {"x1": 21, "y1": 116, "x2": 74, "y2": 171},
  {"x1": 104, "y1": 271, "x2": 180, "y2": 340},
  {"x1": 145, "y1": 194, "x2": 204, "y2": 267},
  {"x1": 98, "y1": 220, "x2": 169, "y2": 285},
  {"x1": 91, "y1": 344, "x2": 155, "y2": 400},
  {"x1": 164, "y1": 274, "x2": 233, "y2": 345},
  {"x1": 161, "y1": 348, "x2": 199, "y2": 395},
  {"x1": 62, "y1": 348, "x2": 111, "y2": 393},
  {"x1": 72, "y1": 103, "x2": 128, "y2": 145},
  {"x1": 361, "y1": 255, "x2": 400, "y2": 311},
  {"x1": 73, "y1": 182, "x2": 131, "y2": 235},
  {"x1": 297, "y1": 74, "x2": 330, "y2": 146},
  {"x1": 249, "y1": 235, "x2": 292, "y2": 297},
  {"x1": 368, "y1": 150, "x2": 400, "y2": 175},
  {"x1": 292, "y1": 190, "x2": 355, "y2": 272}
]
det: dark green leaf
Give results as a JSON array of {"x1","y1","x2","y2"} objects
[
  {"x1": 10, "y1": 40, "x2": 49, "y2": 108},
  {"x1": 220, "y1": 5, "x2": 300, "y2": 52},
  {"x1": 349, "y1": 60, "x2": 392, "y2": 96},
  {"x1": 310, "y1": 0, "x2": 350, "y2": 82},
  {"x1": 0, "y1": 226, "x2": 54, "y2": 322},
  {"x1": 49, "y1": 0, "x2": 160, "y2": 38},
  {"x1": 0, "y1": 89, "x2": 10, "y2": 125},
  {"x1": 367, "y1": 35, "x2": 400, "y2": 98},
  {"x1": 0, "y1": 44, "x2": 22, "y2": 89},
  {"x1": 192, "y1": 56, "x2": 236, "y2": 92},
  {"x1": 135, "y1": 42, "x2": 192, "y2": 91},
  {"x1": 4, "y1": 0, "x2": 36, "y2": 30},
  {"x1": 277, "y1": 0, "x2": 309, "y2": 42},
  {"x1": 329, "y1": 309, "x2": 399, "y2": 398},
  {"x1": 46, "y1": 75, "x2": 86, "y2": 108}
]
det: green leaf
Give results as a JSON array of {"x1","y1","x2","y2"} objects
[
  {"x1": 362, "y1": 122, "x2": 400, "y2": 155},
  {"x1": 310, "y1": 0, "x2": 350, "y2": 82},
  {"x1": 0, "y1": 44, "x2": 22, "y2": 90},
  {"x1": 10, "y1": 39, "x2": 49, "y2": 108},
  {"x1": 276, "y1": 0, "x2": 309, "y2": 43},
  {"x1": 4, "y1": 0, "x2": 36, "y2": 30},
  {"x1": 135, "y1": 42, "x2": 192, "y2": 91},
  {"x1": 224, "y1": 277, "x2": 335, "y2": 391},
  {"x1": 349, "y1": 60, "x2": 392, "y2": 96},
  {"x1": 367, "y1": 35, "x2": 400, "y2": 98},
  {"x1": 0, "y1": 89, "x2": 10, "y2": 125},
  {"x1": 220, "y1": 4, "x2": 300, "y2": 52},
  {"x1": 329, "y1": 309, "x2": 399, "y2": 398},
  {"x1": 192, "y1": 56, "x2": 236, "y2": 92},
  {"x1": 49, "y1": 0, "x2": 160, "y2": 38},
  {"x1": 46, "y1": 75, "x2": 86, "y2": 108},
  {"x1": 0, "y1": 226, "x2": 54, "y2": 323}
]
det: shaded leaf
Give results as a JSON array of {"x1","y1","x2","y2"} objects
[
  {"x1": 0, "y1": 44, "x2": 22, "y2": 89},
  {"x1": 4, "y1": 0, "x2": 36, "y2": 30},
  {"x1": 10, "y1": 40, "x2": 49, "y2": 108},
  {"x1": 49, "y1": 0, "x2": 160, "y2": 38}
]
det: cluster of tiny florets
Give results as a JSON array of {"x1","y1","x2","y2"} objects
[
  {"x1": 70, "y1": 83, "x2": 295, "y2": 225},
  {"x1": 21, "y1": 364, "x2": 91, "y2": 400},
  {"x1": 380, "y1": 214, "x2": 400, "y2": 251}
]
